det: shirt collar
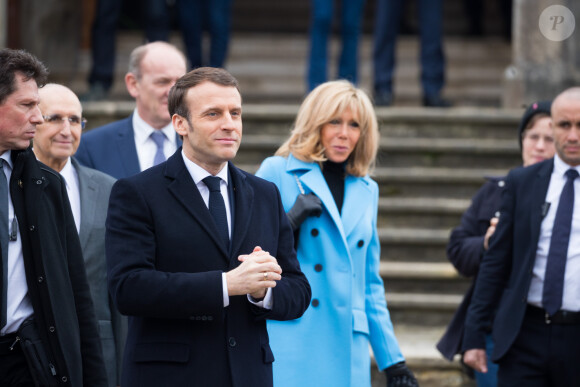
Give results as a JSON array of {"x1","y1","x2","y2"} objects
[
  {"x1": 553, "y1": 153, "x2": 580, "y2": 177},
  {"x1": 180, "y1": 150, "x2": 228, "y2": 185},
  {"x1": 59, "y1": 158, "x2": 76, "y2": 190},
  {"x1": 0, "y1": 150, "x2": 12, "y2": 169},
  {"x1": 132, "y1": 108, "x2": 176, "y2": 145}
]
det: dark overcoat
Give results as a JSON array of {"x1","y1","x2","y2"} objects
[
  {"x1": 106, "y1": 150, "x2": 311, "y2": 387},
  {"x1": 11, "y1": 147, "x2": 107, "y2": 386}
]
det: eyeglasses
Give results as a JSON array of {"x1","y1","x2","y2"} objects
[{"x1": 42, "y1": 114, "x2": 87, "y2": 129}]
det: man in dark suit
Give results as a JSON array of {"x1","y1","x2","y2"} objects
[
  {"x1": 463, "y1": 87, "x2": 580, "y2": 386},
  {"x1": 106, "y1": 67, "x2": 311, "y2": 387},
  {"x1": 75, "y1": 41, "x2": 186, "y2": 179},
  {"x1": 0, "y1": 49, "x2": 108, "y2": 386},
  {"x1": 34, "y1": 83, "x2": 125, "y2": 387}
]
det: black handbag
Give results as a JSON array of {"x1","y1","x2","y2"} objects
[{"x1": 17, "y1": 317, "x2": 57, "y2": 387}]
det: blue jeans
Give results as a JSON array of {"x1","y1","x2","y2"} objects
[
  {"x1": 474, "y1": 333, "x2": 498, "y2": 387},
  {"x1": 308, "y1": 0, "x2": 366, "y2": 90},
  {"x1": 373, "y1": 0, "x2": 445, "y2": 97},
  {"x1": 177, "y1": 0, "x2": 233, "y2": 69}
]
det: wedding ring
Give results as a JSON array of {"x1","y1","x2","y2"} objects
[{"x1": 263, "y1": 272, "x2": 268, "y2": 281}]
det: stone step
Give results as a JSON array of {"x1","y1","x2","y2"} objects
[
  {"x1": 378, "y1": 197, "x2": 468, "y2": 229},
  {"x1": 380, "y1": 261, "x2": 469, "y2": 295},
  {"x1": 387, "y1": 292, "x2": 461, "y2": 327},
  {"x1": 374, "y1": 166, "x2": 508, "y2": 199},
  {"x1": 377, "y1": 227, "x2": 449, "y2": 263}
]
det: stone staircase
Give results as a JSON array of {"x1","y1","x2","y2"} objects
[{"x1": 82, "y1": 101, "x2": 523, "y2": 386}]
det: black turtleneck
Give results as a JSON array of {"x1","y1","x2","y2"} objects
[{"x1": 322, "y1": 160, "x2": 346, "y2": 214}]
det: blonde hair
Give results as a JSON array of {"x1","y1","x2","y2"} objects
[{"x1": 275, "y1": 80, "x2": 379, "y2": 176}]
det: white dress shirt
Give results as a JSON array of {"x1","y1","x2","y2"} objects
[
  {"x1": 0, "y1": 151, "x2": 32, "y2": 335},
  {"x1": 528, "y1": 154, "x2": 580, "y2": 311},
  {"x1": 132, "y1": 109, "x2": 177, "y2": 172},
  {"x1": 181, "y1": 151, "x2": 272, "y2": 309},
  {"x1": 60, "y1": 158, "x2": 81, "y2": 233}
]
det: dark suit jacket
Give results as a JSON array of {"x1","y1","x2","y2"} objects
[
  {"x1": 437, "y1": 176, "x2": 505, "y2": 360},
  {"x1": 10, "y1": 148, "x2": 108, "y2": 386},
  {"x1": 106, "y1": 150, "x2": 311, "y2": 387},
  {"x1": 75, "y1": 115, "x2": 182, "y2": 179},
  {"x1": 463, "y1": 159, "x2": 554, "y2": 362},
  {"x1": 73, "y1": 158, "x2": 126, "y2": 386}
]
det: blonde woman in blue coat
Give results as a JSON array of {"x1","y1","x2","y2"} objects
[{"x1": 256, "y1": 80, "x2": 418, "y2": 387}]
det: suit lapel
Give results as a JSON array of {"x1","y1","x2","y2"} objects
[
  {"x1": 229, "y1": 164, "x2": 253, "y2": 259},
  {"x1": 165, "y1": 153, "x2": 230, "y2": 261},
  {"x1": 528, "y1": 160, "x2": 554, "y2": 251},
  {"x1": 73, "y1": 160, "x2": 96, "y2": 250},
  {"x1": 116, "y1": 119, "x2": 141, "y2": 177}
]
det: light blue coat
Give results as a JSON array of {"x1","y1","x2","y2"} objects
[{"x1": 256, "y1": 155, "x2": 404, "y2": 387}]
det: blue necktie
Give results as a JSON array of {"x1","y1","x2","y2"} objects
[
  {"x1": 203, "y1": 176, "x2": 229, "y2": 248},
  {"x1": 0, "y1": 161, "x2": 9, "y2": 329},
  {"x1": 542, "y1": 168, "x2": 579, "y2": 316},
  {"x1": 150, "y1": 131, "x2": 166, "y2": 166}
]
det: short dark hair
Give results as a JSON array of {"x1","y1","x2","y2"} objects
[
  {"x1": 0, "y1": 48, "x2": 48, "y2": 104},
  {"x1": 168, "y1": 67, "x2": 240, "y2": 119}
]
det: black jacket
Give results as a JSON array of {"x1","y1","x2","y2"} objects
[
  {"x1": 10, "y1": 147, "x2": 107, "y2": 386},
  {"x1": 437, "y1": 176, "x2": 505, "y2": 360}
]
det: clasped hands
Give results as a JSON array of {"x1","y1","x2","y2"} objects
[{"x1": 226, "y1": 246, "x2": 282, "y2": 300}]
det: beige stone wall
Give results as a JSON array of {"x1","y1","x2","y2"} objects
[
  {"x1": 18, "y1": 0, "x2": 82, "y2": 81},
  {"x1": 503, "y1": 0, "x2": 580, "y2": 107}
]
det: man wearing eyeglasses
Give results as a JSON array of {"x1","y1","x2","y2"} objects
[
  {"x1": 0, "y1": 49, "x2": 108, "y2": 386},
  {"x1": 33, "y1": 83, "x2": 125, "y2": 387}
]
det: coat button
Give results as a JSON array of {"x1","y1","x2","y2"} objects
[
  {"x1": 37, "y1": 276, "x2": 43, "y2": 283},
  {"x1": 61, "y1": 376, "x2": 68, "y2": 382},
  {"x1": 49, "y1": 326, "x2": 55, "y2": 333},
  {"x1": 229, "y1": 337, "x2": 237, "y2": 347},
  {"x1": 35, "y1": 180, "x2": 42, "y2": 185},
  {"x1": 311, "y1": 299, "x2": 319, "y2": 307},
  {"x1": 18, "y1": 180, "x2": 23, "y2": 188},
  {"x1": 311, "y1": 229, "x2": 319, "y2": 237},
  {"x1": 357, "y1": 240, "x2": 364, "y2": 248},
  {"x1": 29, "y1": 225, "x2": 35, "y2": 231},
  {"x1": 314, "y1": 264, "x2": 323, "y2": 272}
]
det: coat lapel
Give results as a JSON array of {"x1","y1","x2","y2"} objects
[
  {"x1": 73, "y1": 160, "x2": 97, "y2": 250},
  {"x1": 341, "y1": 175, "x2": 373, "y2": 237},
  {"x1": 528, "y1": 160, "x2": 554, "y2": 252},
  {"x1": 229, "y1": 164, "x2": 253, "y2": 259},
  {"x1": 116, "y1": 120, "x2": 140, "y2": 177},
  {"x1": 287, "y1": 156, "x2": 347, "y2": 243},
  {"x1": 165, "y1": 152, "x2": 230, "y2": 261}
]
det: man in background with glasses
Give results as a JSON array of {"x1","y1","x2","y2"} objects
[{"x1": 33, "y1": 83, "x2": 125, "y2": 387}]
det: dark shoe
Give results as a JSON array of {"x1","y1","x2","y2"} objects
[
  {"x1": 80, "y1": 83, "x2": 109, "y2": 102},
  {"x1": 374, "y1": 91, "x2": 393, "y2": 107},
  {"x1": 423, "y1": 94, "x2": 452, "y2": 108}
]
